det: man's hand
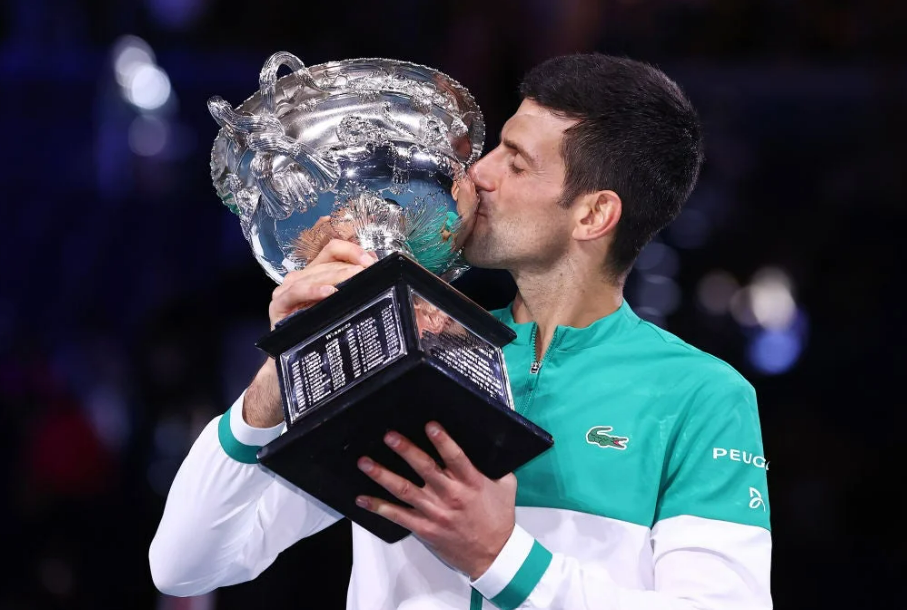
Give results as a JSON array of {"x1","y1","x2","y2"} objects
[
  {"x1": 355, "y1": 422, "x2": 517, "y2": 579},
  {"x1": 242, "y1": 236, "x2": 376, "y2": 428},
  {"x1": 267, "y1": 237, "x2": 376, "y2": 331}
]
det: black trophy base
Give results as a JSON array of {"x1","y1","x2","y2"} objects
[{"x1": 255, "y1": 253, "x2": 553, "y2": 543}]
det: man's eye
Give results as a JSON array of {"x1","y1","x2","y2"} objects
[{"x1": 509, "y1": 162, "x2": 525, "y2": 175}]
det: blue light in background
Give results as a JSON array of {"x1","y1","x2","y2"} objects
[
  {"x1": 146, "y1": 0, "x2": 210, "y2": 31},
  {"x1": 747, "y1": 308, "x2": 809, "y2": 375}
]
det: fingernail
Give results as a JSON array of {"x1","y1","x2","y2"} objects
[
  {"x1": 384, "y1": 432, "x2": 400, "y2": 447},
  {"x1": 358, "y1": 457, "x2": 374, "y2": 473},
  {"x1": 321, "y1": 286, "x2": 338, "y2": 296},
  {"x1": 426, "y1": 423, "x2": 441, "y2": 437},
  {"x1": 360, "y1": 254, "x2": 375, "y2": 266},
  {"x1": 355, "y1": 496, "x2": 370, "y2": 509}
]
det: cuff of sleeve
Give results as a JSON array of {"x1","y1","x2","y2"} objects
[
  {"x1": 470, "y1": 525, "x2": 552, "y2": 610},
  {"x1": 217, "y1": 392, "x2": 284, "y2": 464}
]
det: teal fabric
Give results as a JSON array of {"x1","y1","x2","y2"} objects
[
  {"x1": 492, "y1": 301, "x2": 771, "y2": 531},
  {"x1": 217, "y1": 408, "x2": 261, "y2": 464},
  {"x1": 487, "y1": 541, "x2": 553, "y2": 610}
]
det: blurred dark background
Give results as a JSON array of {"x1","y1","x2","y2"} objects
[{"x1": 1, "y1": 0, "x2": 904, "y2": 608}]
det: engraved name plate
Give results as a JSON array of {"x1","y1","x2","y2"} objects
[
  {"x1": 410, "y1": 289, "x2": 512, "y2": 409},
  {"x1": 280, "y1": 289, "x2": 406, "y2": 424}
]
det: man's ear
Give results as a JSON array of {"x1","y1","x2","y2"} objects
[{"x1": 572, "y1": 190, "x2": 621, "y2": 241}]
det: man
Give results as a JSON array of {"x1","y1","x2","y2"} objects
[{"x1": 150, "y1": 54, "x2": 772, "y2": 609}]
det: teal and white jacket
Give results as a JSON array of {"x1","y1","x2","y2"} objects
[{"x1": 150, "y1": 300, "x2": 772, "y2": 609}]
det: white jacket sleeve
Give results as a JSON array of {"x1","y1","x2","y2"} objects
[
  {"x1": 470, "y1": 516, "x2": 771, "y2": 610},
  {"x1": 149, "y1": 392, "x2": 343, "y2": 596}
]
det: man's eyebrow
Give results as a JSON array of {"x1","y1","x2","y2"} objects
[{"x1": 499, "y1": 133, "x2": 540, "y2": 168}]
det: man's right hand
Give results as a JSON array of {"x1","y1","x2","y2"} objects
[{"x1": 243, "y1": 238, "x2": 377, "y2": 428}]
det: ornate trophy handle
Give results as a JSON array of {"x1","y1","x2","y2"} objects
[
  {"x1": 256, "y1": 52, "x2": 339, "y2": 190},
  {"x1": 258, "y1": 51, "x2": 328, "y2": 116},
  {"x1": 207, "y1": 52, "x2": 340, "y2": 218},
  {"x1": 248, "y1": 132, "x2": 339, "y2": 193},
  {"x1": 208, "y1": 96, "x2": 282, "y2": 135}
]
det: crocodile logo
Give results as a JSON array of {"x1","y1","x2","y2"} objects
[{"x1": 586, "y1": 426, "x2": 629, "y2": 450}]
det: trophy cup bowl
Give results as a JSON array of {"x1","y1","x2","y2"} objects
[{"x1": 209, "y1": 52, "x2": 553, "y2": 543}]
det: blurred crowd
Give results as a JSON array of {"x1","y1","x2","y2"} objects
[{"x1": 2, "y1": 1, "x2": 904, "y2": 608}]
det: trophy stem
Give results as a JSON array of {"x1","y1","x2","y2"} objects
[
  {"x1": 372, "y1": 247, "x2": 411, "y2": 261},
  {"x1": 354, "y1": 195, "x2": 412, "y2": 260}
]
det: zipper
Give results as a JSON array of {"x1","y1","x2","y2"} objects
[
  {"x1": 518, "y1": 323, "x2": 558, "y2": 415},
  {"x1": 529, "y1": 323, "x2": 542, "y2": 374},
  {"x1": 529, "y1": 323, "x2": 557, "y2": 374}
]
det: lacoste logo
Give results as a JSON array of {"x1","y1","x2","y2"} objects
[
  {"x1": 586, "y1": 426, "x2": 629, "y2": 450},
  {"x1": 749, "y1": 487, "x2": 766, "y2": 511}
]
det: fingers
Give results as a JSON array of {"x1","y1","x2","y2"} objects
[
  {"x1": 354, "y1": 494, "x2": 426, "y2": 533},
  {"x1": 425, "y1": 422, "x2": 479, "y2": 484},
  {"x1": 382, "y1": 432, "x2": 449, "y2": 489},
  {"x1": 275, "y1": 261, "x2": 364, "y2": 299},
  {"x1": 267, "y1": 240, "x2": 379, "y2": 328},
  {"x1": 357, "y1": 456, "x2": 437, "y2": 514},
  {"x1": 269, "y1": 282, "x2": 336, "y2": 322},
  {"x1": 269, "y1": 263, "x2": 364, "y2": 325},
  {"x1": 310, "y1": 238, "x2": 376, "y2": 268}
]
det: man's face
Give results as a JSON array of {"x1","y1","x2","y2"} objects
[{"x1": 462, "y1": 99, "x2": 577, "y2": 271}]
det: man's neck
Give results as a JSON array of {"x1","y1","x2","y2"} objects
[{"x1": 510, "y1": 261, "x2": 623, "y2": 361}]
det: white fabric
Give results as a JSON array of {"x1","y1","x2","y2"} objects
[
  {"x1": 515, "y1": 510, "x2": 772, "y2": 609},
  {"x1": 228, "y1": 392, "x2": 284, "y2": 446},
  {"x1": 149, "y1": 414, "x2": 341, "y2": 596},
  {"x1": 150, "y1": 413, "x2": 772, "y2": 609},
  {"x1": 471, "y1": 525, "x2": 537, "y2": 599}
]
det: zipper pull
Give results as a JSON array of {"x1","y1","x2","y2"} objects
[{"x1": 529, "y1": 361, "x2": 542, "y2": 374}]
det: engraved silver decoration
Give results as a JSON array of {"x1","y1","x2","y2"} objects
[{"x1": 209, "y1": 51, "x2": 485, "y2": 284}]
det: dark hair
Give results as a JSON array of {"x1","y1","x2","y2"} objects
[{"x1": 519, "y1": 54, "x2": 704, "y2": 279}]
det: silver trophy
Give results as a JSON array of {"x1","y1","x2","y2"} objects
[
  {"x1": 208, "y1": 51, "x2": 483, "y2": 283},
  {"x1": 208, "y1": 52, "x2": 552, "y2": 543}
]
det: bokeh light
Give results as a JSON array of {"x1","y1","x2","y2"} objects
[
  {"x1": 748, "y1": 327, "x2": 803, "y2": 374},
  {"x1": 128, "y1": 115, "x2": 170, "y2": 157},
  {"x1": 697, "y1": 270, "x2": 739, "y2": 315},
  {"x1": 635, "y1": 241, "x2": 680, "y2": 277},
  {"x1": 112, "y1": 35, "x2": 173, "y2": 112},
  {"x1": 730, "y1": 266, "x2": 797, "y2": 330},
  {"x1": 113, "y1": 36, "x2": 155, "y2": 87},
  {"x1": 125, "y1": 64, "x2": 172, "y2": 111}
]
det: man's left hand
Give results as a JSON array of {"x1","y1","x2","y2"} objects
[{"x1": 355, "y1": 422, "x2": 517, "y2": 579}]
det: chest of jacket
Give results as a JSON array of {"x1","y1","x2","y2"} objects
[{"x1": 504, "y1": 343, "x2": 678, "y2": 528}]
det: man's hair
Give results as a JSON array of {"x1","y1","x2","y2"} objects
[{"x1": 519, "y1": 54, "x2": 704, "y2": 280}]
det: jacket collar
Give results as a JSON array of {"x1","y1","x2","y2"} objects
[{"x1": 493, "y1": 299, "x2": 637, "y2": 352}]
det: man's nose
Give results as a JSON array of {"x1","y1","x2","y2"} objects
[{"x1": 468, "y1": 155, "x2": 495, "y2": 192}]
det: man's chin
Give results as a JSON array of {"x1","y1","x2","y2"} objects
[{"x1": 462, "y1": 243, "x2": 503, "y2": 270}]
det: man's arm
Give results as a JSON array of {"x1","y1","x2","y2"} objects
[
  {"x1": 148, "y1": 372, "x2": 343, "y2": 596},
  {"x1": 149, "y1": 239, "x2": 378, "y2": 596}
]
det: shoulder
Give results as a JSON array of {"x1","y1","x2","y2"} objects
[
  {"x1": 631, "y1": 316, "x2": 752, "y2": 388},
  {"x1": 620, "y1": 317, "x2": 759, "y2": 428}
]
